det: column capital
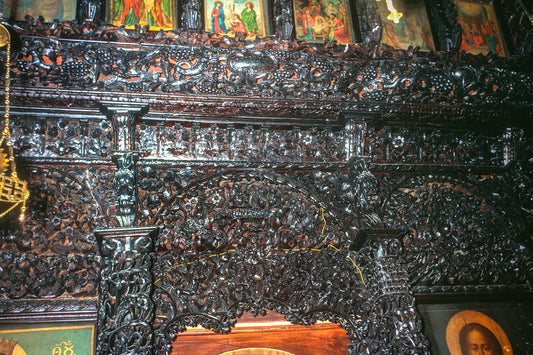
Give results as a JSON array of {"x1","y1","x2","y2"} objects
[
  {"x1": 98, "y1": 101, "x2": 150, "y2": 116},
  {"x1": 95, "y1": 225, "x2": 160, "y2": 256},
  {"x1": 98, "y1": 101, "x2": 149, "y2": 153}
]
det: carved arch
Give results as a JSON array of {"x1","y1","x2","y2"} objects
[
  {"x1": 149, "y1": 169, "x2": 369, "y2": 353},
  {"x1": 380, "y1": 173, "x2": 530, "y2": 291}
]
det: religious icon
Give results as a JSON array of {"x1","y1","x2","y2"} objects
[
  {"x1": 204, "y1": 0, "x2": 269, "y2": 40},
  {"x1": 454, "y1": 0, "x2": 507, "y2": 56},
  {"x1": 375, "y1": 0, "x2": 435, "y2": 51},
  {"x1": 3, "y1": 0, "x2": 77, "y2": 22},
  {"x1": 107, "y1": 0, "x2": 177, "y2": 30},
  {"x1": 0, "y1": 338, "x2": 26, "y2": 355},
  {"x1": 0, "y1": 323, "x2": 94, "y2": 355},
  {"x1": 446, "y1": 310, "x2": 513, "y2": 355},
  {"x1": 292, "y1": 0, "x2": 356, "y2": 44}
]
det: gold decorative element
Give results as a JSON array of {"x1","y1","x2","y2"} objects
[
  {"x1": 376, "y1": 0, "x2": 403, "y2": 24},
  {"x1": 0, "y1": 338, "x2": 18, "y2": 354},
  {"x1": 0, "y1": 148, "x2": 9, "y2": 174},
  {"x1": 0, "y1": 24, "x2": 29, "y2": 222},
  {"x1": 446, "y1": 310, "x2": 513, "y2": 355}
]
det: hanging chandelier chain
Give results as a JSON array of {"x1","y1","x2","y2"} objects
[
  {"x1": 0, "y1": 24, "x2": 28, "y2": 221},
  {"x1": 2, "y1": 34, "x2": 17, "y2": 177}
]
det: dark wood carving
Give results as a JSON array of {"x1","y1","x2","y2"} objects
[
  {"x1": 0, "y1": 0, "x2": 532, "y2": 353},
  {"x1": 5, "y1": 36, "x2": 532, "y2": 108}
]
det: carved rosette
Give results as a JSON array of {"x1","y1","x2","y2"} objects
[{"x1": 95, "y1": 226, "x2": 160, "y2": 355}]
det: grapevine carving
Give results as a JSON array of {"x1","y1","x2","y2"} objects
[{"x1": 2, "y1": 36, "x2": 530, "y2": 107}]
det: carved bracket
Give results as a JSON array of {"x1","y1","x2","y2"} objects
[{"x1": 99, "y1": 102, "x2": 149, "y2": 154}]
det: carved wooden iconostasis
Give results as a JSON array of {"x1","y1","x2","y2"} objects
[{"x1": 0, "y1": 0, "x2": 532, "y2": 354}]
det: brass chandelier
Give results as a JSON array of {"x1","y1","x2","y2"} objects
[{"x1": 0, "y1": 23, "x2": 28, "y2": 222}]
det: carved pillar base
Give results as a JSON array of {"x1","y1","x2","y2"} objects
[
  {"x1": 96, "y1": 226, "x2": 160, "y2": 355},
  {"x1": 361, "y1": 228, "x2": 430, "y2": 354}
]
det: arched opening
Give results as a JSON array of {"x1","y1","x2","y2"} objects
[{"x1": 149, "y1": 170, "x2": 366, "y2": 353}]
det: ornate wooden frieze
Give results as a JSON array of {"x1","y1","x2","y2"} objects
[
  {"x1": 10, "y1": 114, "x2": 112, "y2": 159},
  {"x1": 2, "y1": 35, "x2": 531, "y2": 109},
  {"x1": 346, "y1": 115, "x2": 526, "y2": 170},
  {"x1": 137, "y1": 123, "x2": 348, "y2": 163}
]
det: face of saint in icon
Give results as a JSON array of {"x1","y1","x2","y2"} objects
[{"x1": 460, "y1": 323, "x2": 503, "y2": 355}]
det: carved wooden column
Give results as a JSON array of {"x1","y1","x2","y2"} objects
[
  {"x1": 99, "y1": 102, "x2": 149, "y2": 227},
  {"x1": 96, "y1": 102, "x2": 158, "y2": 354},
  {"x1": 273, "y1": 0, "x2": 294, "y2": 40},
  {"x1": 95, "y1": 226, "x2": 159, "y2": 354},
  {"x1": 361, "y1": 228, "x2": 430, "y2": 354},
  {"x1": 181, "y1": 0, "x2": 202, "y2": 32}
]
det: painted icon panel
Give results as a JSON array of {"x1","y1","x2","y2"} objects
[
  {"x1": 446, "y1": 311, "x2": 513, "y2": 355},
  {"x1": 204, "y1": 0, "x2": 270, "y2": 40},
  {"x1": 0, "y1": 323, "x2": 95, "y2": 355},
  {"x1": 107, "y1": 0, "x2": 177, "y2": 30},
  {"x1": 454, "y1": 0, "x2": 507, "y2": 56},
  {"x1": 293, "y1": 0, "x2": 356, "y2": 44},
  {"x1": 376, "y1": 0, "x2": 435, "y2": 51},
  {"x1": 4, "y1": 0, "x2": 77, "y2": 22}
]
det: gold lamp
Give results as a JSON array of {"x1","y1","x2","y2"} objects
[{"x1": 0, "y1": 23, "x2": 28, "y2": 222}]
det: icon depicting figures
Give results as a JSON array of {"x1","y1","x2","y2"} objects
[
  {"x1": 205, "y1": 0, "x2": 267, "y2": 40},
  {"x1": 241, "y1": 2, "x2": 259, "y2": 36},
  {"x1": 111, "y1": 0, "x2": 174, "y2": 29},
  {"x1": 293, "y1": 0, "x2": 354, "y2": 44}
]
